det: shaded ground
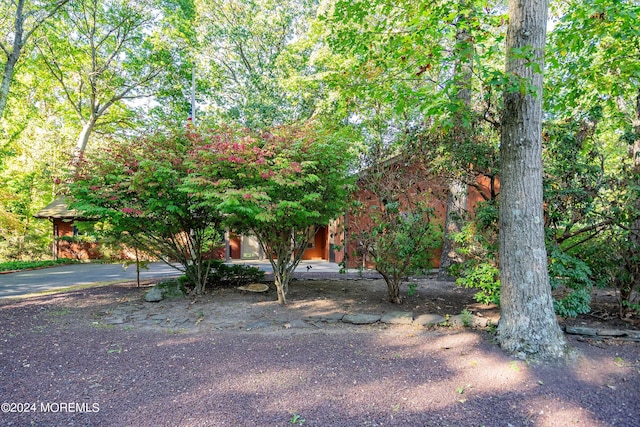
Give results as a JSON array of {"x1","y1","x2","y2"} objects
[{"x1": 0, "y1": 273, "x2": 639, "y2": 426}]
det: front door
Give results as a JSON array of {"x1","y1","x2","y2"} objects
[{"x1": 240, "y1": 234, "x2": 261, "y2": 260}]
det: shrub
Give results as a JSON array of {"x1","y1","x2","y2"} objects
[
  {"x1": 456, "y1": 262, "x2": 501, "y2": 305},
  {"x1": 548, "y1": 245, "x2": 593, "y2": 318},
  {"x1": 353, "y1": 200, "x2": 442, "y2": 303},
  {"x1": 171, "y1": 260, "x2": 266, "y2": 291},
  {"x1": 581, "y1": 231, "x2": 640, "y2": 316}
]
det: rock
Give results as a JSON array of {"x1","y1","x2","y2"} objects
[
  {"x1": 596, "y1": 329, "x2": 627, "y2": 337},
  {"x1": 145, "y1": 286, "x2": 164, "y2": 302},
  {"x1": 381, "y1": 311, "x2": 413, "y2": 325},
  {"x1": 448, "y1": 315, "x2": 466, "y2": 327},
  {"x1": 565, "y1": 326, "x2": 598, "y2": 336},
  {"x1": 413, "y1": 314, "x2": 446, "y2": 326},
  {"x1": 283, "y1": 320, "x2": 311, "y2": 329},
  {"x1": 625, "y1": 330, "x2": 640, "y2": 340},
  {"x1": 246, "y1": 321, "x2": 274, "y2": 330},
  {"x1": 305, "y1": 313, "x2": 345, "y2": 323},
  {"x1": 342, "y1": 313, "x2": 381, "y2": 325},
  {"x1": 237, "y1": 283, "x2": 269, "y2": 293}
]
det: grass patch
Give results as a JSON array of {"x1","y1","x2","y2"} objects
[{"x1": 0, "y1": 258, "x2": 80, "y2": 272}]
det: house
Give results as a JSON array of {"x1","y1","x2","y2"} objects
[
  {"x1": 35, "y1": 197, "x2": 346, "y2": 263},
  {"x1": 218, "y1": 222, "x2": 345, "y2": 263},
  {"x1": 342, "y1": 155, "x2": 496, "y2": 270},
  {"x1": 34, "y1": 196, "x2": 101, "y2": 260},
  {"x1": 35, "y1": 159, "x2": 495, "y2": 265}
]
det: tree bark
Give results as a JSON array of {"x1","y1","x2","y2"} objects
[
  {"x1": 496, "y1": 0, "x2": 568, "y2": 359},
  {"x1": 439, "y1": 4, "x2": 472, "y2": 276},
  {"x1": 0, "y1": 0, "x2": 26, "y2": 119},
  {"x1": 439, "y1": 180, "x2": 467, "y2": 275},
  {"x1": 76, "y1": 116, "x2": 97, "y2": 155}
]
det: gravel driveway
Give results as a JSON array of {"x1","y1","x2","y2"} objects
[{"x1": 1, "y1": 282, "x2": 639, "y2": 427}]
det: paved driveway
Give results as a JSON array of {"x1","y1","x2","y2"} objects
[
  {"x1": 0, "y1": 262, "x2": 181, "y2": 298},
  {"x1": 0, "y1": 260, "x2": 343, "y2": 298}
]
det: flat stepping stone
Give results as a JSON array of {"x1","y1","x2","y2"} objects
[
  {"x1": 381, "y1": 311, "x2": 413, "y2": 325},
  {"x1": 105, "y1": 316, "x2": 125, "y2": 324},
  {"x1": 245, "y1": 321, "x2": 274, "y2": 330},
  {"x1": 565, "y1": 326, "x2": 598, "y2": 336},
  {"x1": 597, "y1": 329, "x2": 627, "y2": 337},
  {"x1": 625, "y1": 330, "x2": 640, "y2": 340},
  {"x1": 413, "y1": 314, "x2": 446, "y2": 326},
  {"x1": 342, "y1": 313, "x2": 381, "y2": 325},
  {"x1": 305, "y1": 312, "x2": 345, "y2": 323},
  {"x1": 284, "y1": 320, "x2": 311, "y2": 329},
  {"x1": 237, "y1": 283, "x2": 269, "y2": 293}
]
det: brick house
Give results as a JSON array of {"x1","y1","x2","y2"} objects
[
  {"x1": 34, "y1": 197, "x2": 101, "y2": 260},
  {"x1": 343, "y1": 155, "x2": 497, "y2": 270}
]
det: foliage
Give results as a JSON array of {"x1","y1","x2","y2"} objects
[
  {"x1": 460, "y1": 309, "x2": 473, "y2": 327},
  {"x1": 452, "y1": 199, "x2": 500, "y2": 304},
  {"x1": 0, "y1": 258, "x2": 78, "y2": 272},
  {"x1": 456, "y1": 262, "x2": 501, "y2": 306},
  {"x1": 548, "y1": 245, "x2": 593, "y2": 318},
  {"x1": 581, "y1": 229, "x2": 640, "y2": 316},
  {"x1": 0, "y1": 0, "x2": 70, "y2": 118},
  {"x1": 356, "y1": 200, "x2": 441, "y2": 303},
  {"x1": 187, "y1": 121, "x2": 355, "y2": 303},
  {"x1": 70, "y1": 129, "x2": 223, "y2": 294},
  {"x1": 348, "y1": 151, "x2": 442, "y2": 303},
  {"x1": 35, "y1": 0, "x2": 181, "y2": 154},
  {"x1": 195, "y1": 0, "x2": 318, "y2": 128},
  {"x1": 204, "y1": 259, "x2": 265, "y2": 288}
]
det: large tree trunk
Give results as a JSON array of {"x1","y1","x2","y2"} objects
[
  {"x1": 76, "y1": 117, "x2": 97, "y2": 156},
  {"x1": 439, "y1": 181, "x2": 467, "y2": 275},
  {"x1": 0, "y1": 0, "x2": 25, "y2": 119},
  {"x1": 439, "y1": 4, "x2": 472, "y2": 276},
  {"x1": 496, "y1": 0, "x2": 568, "y2": 359},
  {"x1": 624, "y1": 89, "x2": 640, "y2": 310}
]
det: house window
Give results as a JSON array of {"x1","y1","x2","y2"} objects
[{"x1": 306, "y1": 227, "x2": 317, "y2": 249}]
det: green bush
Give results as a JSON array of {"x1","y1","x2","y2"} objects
[
  {"x1": 548, "y1": 245, "x2": 593, "y2": 318},
  {"x1": 580, "y1": 231, "x2": 640, "y2": 315},
  {"x1": 0, "y1": 258, "x2": 79, "y2": 272},
  {"x1": 456, "y1": 262, "x2": 501, "y2": 305},
  {"x1": 175, "y1": 260, "x2": 265, "y2": 291},
  {"x1": 354, "y1": 200, "x2": 442, "y2": 303},
  {"x1": 451, "y1": 200, "x2": 595, "y2": 317}
]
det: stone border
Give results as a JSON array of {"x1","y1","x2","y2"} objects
[
  {"x1": 101, "y1": 306, "x2": 640, "y2": 342},
  {"x1": 564, "y1": 325, "x2": 640, "y2": 342}
]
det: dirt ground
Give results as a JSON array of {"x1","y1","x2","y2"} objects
[{"x1": 1, "y1": 272, "x2": 639, "y2": 426}]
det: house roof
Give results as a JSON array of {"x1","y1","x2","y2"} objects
[{"x1": 34, "y1": 197, "x2": 82, "y2": 220}]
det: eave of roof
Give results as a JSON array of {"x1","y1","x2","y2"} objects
[{"x1": 34, "y1": 196, "x2": 83, "y2": 220}]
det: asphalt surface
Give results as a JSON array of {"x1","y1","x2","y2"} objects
[
  {"x1": 0, "y1": 262, "x2": 181, "y2": 298},
  {"x1": 0, "y1": 260, "x2": 343, "y2": 298}
]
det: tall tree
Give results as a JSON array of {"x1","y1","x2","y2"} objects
[
  {"x1": 439, "y1": 1, "x2": 474, "y2": 276},
  {"x1": 497, "y1": 0, "x2": 568, "y2": 359},
  {"x1": 36, "y1": 0, "x2": 172, "y2": 155},
  {"x1": 0, "y1": 0, "x2": 69, "y2": 119},
  {"x1": 195, "y1": 0, "x2": 316, "y2": 128}
]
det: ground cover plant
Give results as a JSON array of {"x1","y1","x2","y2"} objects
[{"x1": 0, "y1": 258, "x2": 78, "y2": 272}]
